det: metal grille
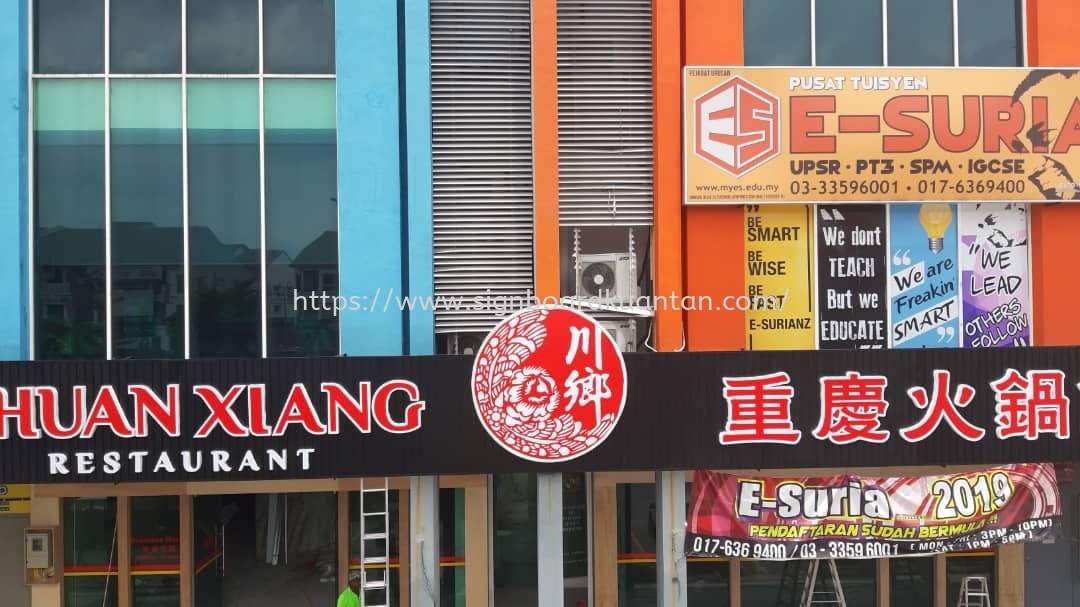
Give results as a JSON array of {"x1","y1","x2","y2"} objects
[
  {"x1": 430, "y1": 0, "x2": 535, "y2": 334},
  {"x1": 557, "y1": 0, "x2": 654, "y2": 227}
]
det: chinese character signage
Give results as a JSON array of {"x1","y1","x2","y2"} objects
[
  {"x1": 888, "y1": 203, "x2": 961, "y2": 348},
  {"x1": 815, "y1": 205, "x2": 888, "y2": 349},
  {"x1": 471, "y1": 307, "x2": 627, "y2": 462},
  {"x1": 685, "y1": 464, "x2": 1061, "y2": 560},
  {"x1": 684, "y1": 67, "x2": 1080, "y2": 205},
  {"x1": 959, "y1": 203, "x2": 1032, "y2": 347},
  {"x1": 3, "y1": 312, "x2": 1080, "y2": 483},
  {"x1": 744, "y1": 205, "x2": 815, "y2": 350}
]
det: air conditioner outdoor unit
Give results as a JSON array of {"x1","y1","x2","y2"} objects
[
  {"x1": 599, "y1": 320, "x2": 637, "y2": 353},
  {"x1": 448, "y1": 333, "x2": 484, "y2": 356},
  {"x1": 576, "y1": 253, "x2": 638, "y2": 304}
]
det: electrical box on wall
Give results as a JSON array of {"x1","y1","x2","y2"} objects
[{"x1": 24, "y1": 527, "x2": 58, "y2": 585}]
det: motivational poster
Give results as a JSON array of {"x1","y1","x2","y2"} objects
[
  {"x1": 887, "y1": 203, "x2": 960, "y2": 348},
  {"x1": 959, "y1": 203, "x2": 1032, "y2": 347},
  {"x1": 816, "y1": 205, "x2": 888, "y2": 349},
  {"x1": 744, "y1": 205, "x2": 815, "y2": 350}
]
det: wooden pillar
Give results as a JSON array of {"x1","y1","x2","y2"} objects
[
  {"x1": 591, "y1": 478, "x2": 617, "y2": 607},
  {"x1": 728, "y1": 559, "x2": 741, "y2": 607},
  {"x1": 177, "y1": 496, "x2": 192, "y2": 607},
  {"x1": 934, "y1": 555, "x2": 947, "y2": 607},
  {"x1": 876, "y1": 557, "x2": 889, "y2": 607},
  {"x1": 465, "y1": 484, "x2": 489, "y2": 606},
  {"x1": 117, "y1": 497, "x2": 131, "y2": 607},
  {"x1": 997, "y1": 545, "x2": 1025, "y2": 606}
]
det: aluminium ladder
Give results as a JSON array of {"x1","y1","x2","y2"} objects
[
  {"x1": 800, "y1": 558, "x2": 848, "y2": 607},
  {"x1": 956, "y1": 575, "x2": 992, "y2": 607},
  {"x1": 359, "y1": 477, "x2": 392, "y2": 607}
]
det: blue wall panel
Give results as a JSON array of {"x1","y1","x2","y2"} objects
[
  {"x1": 403, "y1": 0, "x2": 434, "y2": 355},
  {"x1": 1, "y1": 0, "x2": 28, "y2": 361},
  {"x1": 336, "y1": 0, "x2": 405, "y2": 356}
]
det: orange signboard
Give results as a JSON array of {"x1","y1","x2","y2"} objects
[{"x1": 683, "y1": 67, "x2": 1080, "y2": 205}]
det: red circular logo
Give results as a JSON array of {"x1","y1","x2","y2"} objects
[{"x1": 471, "y1": 306, "x2": 628, "y2": 463}]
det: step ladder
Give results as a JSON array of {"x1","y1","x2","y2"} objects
[
  {"x1": 956, "y1": 575, "x2": 992, "y2": 607},
  {"x1": 359, "y1": 477, "x2": 392, "y2": 607},
  {"x1": 800, "y1": 559, "x2": 847, "y2": 607}
]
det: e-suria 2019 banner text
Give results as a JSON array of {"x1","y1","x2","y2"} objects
[{"x1": 685, "y1": 464, "x2": 1061, "y2": 560}]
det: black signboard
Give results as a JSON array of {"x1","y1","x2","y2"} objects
[
  {"x1": 816, "y1": 205, "x2": 889, "y2": 349},
  {"x1": 1, "y1": 347, "x2": 1079, "y2": 483}
]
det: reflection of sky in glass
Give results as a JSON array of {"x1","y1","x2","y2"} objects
[
  {"x1": 36, "y1": 0, "x2": 335, "y2": 75},
  {"x1": 744, "y1": 0, "x2": 811, "y2": 66},
  {"x1": 110, "y1": 0, "x2": 181, "y2": 73},
  {"x1": 264, "y1": 0, "x2": 335, "y2": 73},
  {"x1": 35, "y1": 0, "x2": 104, "y2": 73},
  {"x1": 958, "y1": 0, "x2": 1020, "y2": 67},
  {"x1": 888, "y1": 0, "x2": 953, "y2": 66},
  {"x1": 188, "y1": 0, "x2": 258, "y2": 73},
  {"x1": 816, "y1": 0, "x2": 883, "y2": 67}
]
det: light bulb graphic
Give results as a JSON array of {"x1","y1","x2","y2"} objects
[{"x1": 917, "y1": 203, "x2": 953, "y2": 254}]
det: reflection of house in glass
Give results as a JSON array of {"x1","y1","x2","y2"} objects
[
  {"x1": 36, "y1": 222, "x2": 338, "y2": 359},
  {"x1": 272, "y1": 229, "x2": 339, "y2": 357}
]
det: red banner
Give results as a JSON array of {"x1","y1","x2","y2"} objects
[{"x1": 686, "y1": 463, "x2": 1061, "y2": 560}]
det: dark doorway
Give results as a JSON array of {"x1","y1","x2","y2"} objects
[{"x1": 194, "y1": 492, "x2": 338, "y2": 607}]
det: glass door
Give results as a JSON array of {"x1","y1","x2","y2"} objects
[{"x1": 193, "y1": 492, "x2": 338, "y2": 607}]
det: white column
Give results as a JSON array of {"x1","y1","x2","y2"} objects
[
  {"x1": 537, "y1": 472, "x2": 564, "y2": 607},
  {"x1": 409, "y1": 475, "x2": 440, "y2": 607},
  {"x1": 656, "y1": 471, "x2": 688, "y2": 607}
]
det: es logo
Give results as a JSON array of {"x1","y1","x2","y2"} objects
[
  {"x1": 694, "y1": 76, "x2": 781, "y2": 177},
  {"x1": 470, "y1": 306, "x2": 627, "y2": 463}
]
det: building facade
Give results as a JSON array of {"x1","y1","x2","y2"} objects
[{"x1": 1, "y1": 0, "x2": 1079, "y2": 606}]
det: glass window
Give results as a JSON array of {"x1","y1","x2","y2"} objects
[
  {"x1": 193, "y1": 494, "x2": 223, "y2": 607},
  {"x1": 616, "y1": 482, "x2": 731, "y2": 607},
  {"x1": 110, "y1": 0, "x2": 181, "y2": 73},
  {"x1": 744, "y1": 0, "x2": 811, "y2": 66},
  {"x1": 34, "y1": 0, "x2": 104, "y2": 73},
  {"x1": 440, "y1": 488, "x2": 467, "y2": 606},
  {"x1": 350, "y1": 489, "x2": 401, "y2": 607},
  {"x1": 816, "y1": 0, "x2": 883, "y2": 66},
  {"x1": 110, "y1": 79, "x2": 184, "y2": 359},
  {"x1": 263, "y1": 0, "x2": 335, "y2": 74},
  {"x1": 740, "y1": 559, "x2": 871, "y2": 605},
  {"x1": 64, "y1": 497, "x2": 118, "y2": 607},
  {"x1": 616, "y1": 483, "x2": 655, "y2": 607},
  {"x1": 131, "y1": 496, "x2": 180, "y2": 607},
  {"x1": 493, "y1": 473, "x2": 538, "y2": 607},
  {"x1": 958, "y1": 0, "x2": 1021, "y2": 67},
  {"x1": 888, "y1": 0, "x2": 954, "y2": 66},
  {"x1": 264, "y1": 79, "x2": 339, "y2": 356},
  {"x1": 34, "y1": 79, "x2": 106, "y2": 360},
  {"x1": 890, "y1": 557, "x2": 934, "y2": 605},
  {"x1": 187, "y1": 0, "x2": 259, "y2": 74},
  {"x1": 188, "y1": 80, "x2": 261, "y2": 357},
  {"x1": 564, "y1": 473, "x2": 589, "y2": 607},
  {"x1": 947, "y1": 554, "x2": 996, "y2": 605}
]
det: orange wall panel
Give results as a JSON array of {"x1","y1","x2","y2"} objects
[
  {"x1": 531, "y1": 0, "x2": 560, "y2": 299},
  {"x1": 653, "y1": 0, "x2": 685, "y2": 351},
  {"x1": 683, "y1": 0, "x2": 746, "y2": 351},
  {"x1": 1027, "y1": 0, "x2": 1080, "y2": 346}
]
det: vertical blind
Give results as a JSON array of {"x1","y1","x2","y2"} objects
[
  {"x1": 431, "y1": 0, "x2": 536, "y2": 333},
  {"x1": 557, "y1": 0, "x2": 655, "y2": 227}
]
